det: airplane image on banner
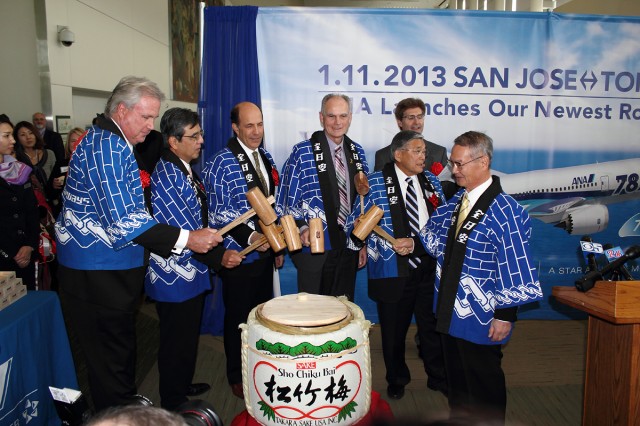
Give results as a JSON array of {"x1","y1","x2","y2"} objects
[
  {"x1": 438, "y1": 158, "x2": 639, "y2": 236},
  {"x1": 498, "y1": 159, "x2": 640, "y2": 235}
]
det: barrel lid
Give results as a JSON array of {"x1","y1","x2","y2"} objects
[{"x1": 259, "y1": 293, "x2": 349, "y2": 327}]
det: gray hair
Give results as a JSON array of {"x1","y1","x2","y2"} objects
[
  {"x1": 85, "y1": 405, "x2": 187, "y2": 426},
  {"x1": 320, "y1": 93, "x2": 352, "y2": 115},
  {"x1": 453, "y1": 131, "x2": 493, "y2": 164},
  {"x1": 104, "y1": 76, "x2": 165, "y2": 117},
  {"x1": 390, "y1": 130, "x2": 425, "y2": 157}
]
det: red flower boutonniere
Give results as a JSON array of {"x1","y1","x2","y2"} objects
[
  {"x1": 428, "y1": 193, "x2": 439, "y2": 209},
  {"x1": 140, "y1": 170, "x2": 151, "y2": 189},
  {"x1": 271, "y1": 167, "x2": 279, "y2": 186},
  {"x1": 430, "y1": 161, "x2": 444, "y2": 176}
]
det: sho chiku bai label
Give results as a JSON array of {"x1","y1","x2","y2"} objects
[{"x1": 244, "y1": 321, "x2": 371, "y2": 426}]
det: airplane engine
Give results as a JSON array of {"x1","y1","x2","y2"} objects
[{"x1": 555, "y1": 204, "x2": 609, "y2": 235}]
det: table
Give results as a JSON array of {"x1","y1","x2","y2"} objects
[
  {"x1": 553, "y1": 281, "x2": 640, "y2": 425},
  {"x1": 0, "y1": 291, "x2": 78, "y2": 425}
]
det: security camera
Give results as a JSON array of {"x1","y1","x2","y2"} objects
[{"x1": 58, "y1": 26, "x2": 75, "y2": 47}]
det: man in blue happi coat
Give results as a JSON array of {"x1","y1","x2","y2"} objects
[
  {"x1": 420, "y1": 131, "x2": 543, "y2": 424},
  {"x1": 202, "y1": 101, "x2": 282, "y2": 399},
  {"x1": 277, "y1": 93, "x2": 368, "y2": 300},
  {"x1": 145, "y1": 108, "x2": 243, "y2": 410},
  {"x1": 345, "y1": 130, "x2": 448, "y2": 401},
  {"x1": 55, "y1": 77, "x2": 222, "y2": 411}
]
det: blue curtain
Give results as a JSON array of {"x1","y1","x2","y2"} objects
[
  {"x1": 199, "y1": 6, "x2": 260, "y2": 335},
  {"x1": 199, "y1": 5, "x2": 261, "y2": 161}
]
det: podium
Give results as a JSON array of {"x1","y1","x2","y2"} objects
[{"x1": 552, "y1": 281, "x2": 640, "y2": 426}]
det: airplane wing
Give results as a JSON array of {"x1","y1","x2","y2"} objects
[{"x1": 526, "y1": 197, "x2": 586, "y2": 223}]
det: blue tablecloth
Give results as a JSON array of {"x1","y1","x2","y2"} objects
[{"x1": 0, "y1": 291, "x2": 78, "y2": 425}]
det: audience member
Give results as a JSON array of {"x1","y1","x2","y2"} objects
[
  {"x1": 55, "y1": 76, "x2": 222, "y2": 411},
  {"x1": 32, "y1": 112, "x2": 65, "y2": 162},
  {"x1": 13, "y1": 120, "x2": 56, "y2": 195},
  {"x1": 202, "y1": 101, "x2": 281, "y2": 399},
  {"x1": 374, "y1": 98, "x2": 448, "y2": 173},
  {"x1": 374, "y1": 97, "x2": 458, "y2": 199},
  {"x1": 0, "y1": 115, "x2": 40, "y2": 290},
  {"x1": 145, "y1": 107, "x2": 243, "y2": 409},
  {"x1": 346, "y1": 130, "x2": 447, "y2": 400},
  {"x1": 420, "y1": 131, "x2": 543, "y2": 424},
  {"x1": 85, "y1": 405, "x2": 188, "y2": 426},
  {"x1": 277, "y1": 93, "x2": 368, "y2": 300}
]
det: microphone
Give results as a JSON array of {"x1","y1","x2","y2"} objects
[
  {"x1": 603, "y1": 243, "x2": 635, "y2": 281},
  {"x1": 580, "y1": 235, "x2": 601, "y2": 273},
  {"x1": 575, "y1": 245, "x2": 640, "y2": 292}
]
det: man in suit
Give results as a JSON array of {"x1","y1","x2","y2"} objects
[
  {"x1": 55, "y1": 76, "x2": 222, "y2": 411},
  {"x1": 346, "y1": 130, "x2": 448, "y2": 400},
  {"x1": 202, "y1": 101, "x2": 282, "y2": 400},
  {"x1": 277, "y1": 93, "x2": 368, "y2": 301},
  {"x1": 32, "y1": 112, "x2": 65, "y2": 162},
  {"x1": 145, "y1": 108, "x2": 244, "y2": 410},
  {"x1": 373, "y1": 98, "x2": 448, "y2": 174},
  {"x1": 420, "y1": 131, "x2": 543, "y2": 424},
  {"x1": 374, "y1": 98, "x2": 456, "y2": 361}
]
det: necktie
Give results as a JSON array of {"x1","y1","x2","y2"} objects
[
  {"x1": 252, "y1": 151, "x2": 269, "y2": 195},
  {"x1": 405, "y1": 177, "x2": 422, "y2": 268},
  {"x1": 334, "y1": 146, "x2": 349, "y2": 227},
  {"x1": 456, "y1": 193, "x2": 470, "y2": 235}
]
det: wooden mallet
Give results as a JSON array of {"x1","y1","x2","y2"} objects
[
  {"x1": 352, "y1": 205, "x2": 399, "y2": 246},
  {"x1": 239, "y1": 215, "x2": 302, "y2": 256},
  {"x1": 216, "y1": 188, "x2": 276, "y2": 236},
  {"x1": 259, "y1": 220, "x2": 287, "y2": 253},
  {"x1": 354, "y1": 171, "x2": 369, "y2": 215},
  {"x1": 308, "y1": 217, "x2": 324, "y2": 253},
  {"x1": 280, "y1": 214, "x2": 302, "y2": 252}
]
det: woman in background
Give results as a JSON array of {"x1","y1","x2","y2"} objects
[
  {"x1": 13, "y1": 121, "x2": 56, "y2": 198},
  {"x1": 0, "y1": 116, "x2": 40, "y2": 290}
]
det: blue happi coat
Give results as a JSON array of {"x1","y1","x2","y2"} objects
[
  {"x1": 277, "y1": 137, "x2": 368, "y2": 252},
  {"x1": 144, "y1": 153, "x2": 210, "y2": 302},
  {"x1": 202, "y1": 144, "x2": 277, "y2": 263},
  {"x1": 55, "y1": 124, "x2": 156, "y2": 270},
  {"x1": 345, "y1": 169, "x2": 445, "y2": 280},
  {"x1": 420, "y1": 189, "x2": 543, "y2": 345}
]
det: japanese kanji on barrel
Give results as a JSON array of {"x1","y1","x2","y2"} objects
[{"x1": 240, "y1": 293, "x2": 372, "y2": 426}]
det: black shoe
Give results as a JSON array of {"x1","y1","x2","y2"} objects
[
  {"x1": 427, "y1": 380, "x2": 448, "y2": 397},
  {"x1": 186, "y1": 383, "x2": 211, "y2": 396},
  {"x1": 386, "y1": 384, "x2": 405, "y2": 400}
]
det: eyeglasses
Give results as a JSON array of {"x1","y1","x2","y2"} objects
[
  {"x1": 447, "y1": 155, "x2": 485, "y2": 170},
  {"x1": 402, "y1": 114, "x2": 425, "y2": 121},
  {"x1": 180, "y1": 130, "x2": 204, "y2": 141},
  {"x1": 400, "y1": 148, "x2": 427, "y2": 156}
]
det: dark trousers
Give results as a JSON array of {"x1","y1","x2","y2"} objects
[
  {"x1": 219, "y1": 257, "x2": 273, "y2": 385},
  {"x1": 10, "y1": 261, "x2": 36, "y2": 290},
  {"x1": 291, "y1": 248, "x2": 359, "y2": 301},
  {"x1": 441, "y1": 333, "x2": 506, "y2": 425},
  {"x1": 58, "y1": 265, "x2": 145, "y2": 412},
  {"x1": 377, "y1": 260, "x2": 446, "y2": 389},
  {"x1": 156, "y1": 293, "x2": 205, "y2": 410}
]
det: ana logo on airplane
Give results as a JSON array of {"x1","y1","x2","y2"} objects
[{"x1": 571, "y1": 174, "x2": 595, "y2": 186}]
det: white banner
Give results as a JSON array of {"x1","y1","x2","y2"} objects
[{"x1": 257, "y1": 8, "x2": 640, "y2": 319}]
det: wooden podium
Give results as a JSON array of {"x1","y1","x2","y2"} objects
[{"x1": 552, "y1": 281, "x2": 640, "y2": 426}]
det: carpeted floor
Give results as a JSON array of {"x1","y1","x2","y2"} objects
[{"x1": 68, "y1": 301, "x2": 587, "y2": 425}]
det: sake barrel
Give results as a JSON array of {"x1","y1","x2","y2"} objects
[{"x1": 240, "y1": 293, "x2": 372, "y2": 426}]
